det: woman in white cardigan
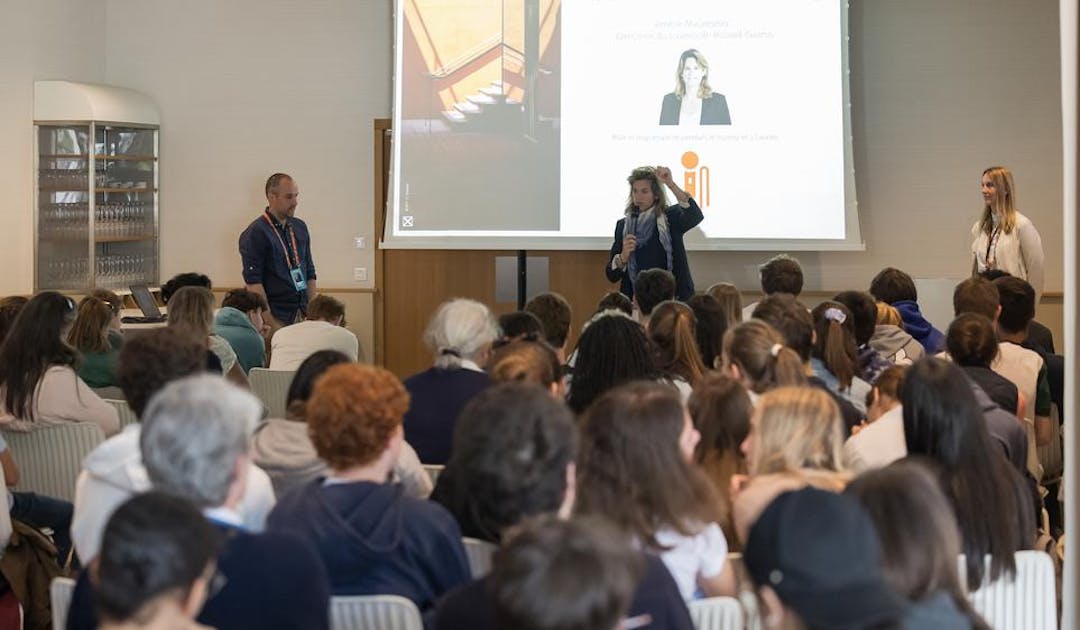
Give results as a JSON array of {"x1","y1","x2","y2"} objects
[
  {"x1": 0, "y1": 292, "x2": 119, "y2": 437},
  {"x1": 971, "y1": 166, "x2": 1045, "y2": 302}
]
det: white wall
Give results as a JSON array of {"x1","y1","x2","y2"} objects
[
  {"x1": 0, "y1": 0, "x2": 108, "y2": 294},
  {"x1": 690, "y1": 0, "x2": 1064, "y2": 294},
  {"x1": 104, "y1": 0, "x2": 392, "y2": 288}
]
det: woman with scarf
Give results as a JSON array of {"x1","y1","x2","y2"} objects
[{"x1": 605, "y1": 165, "x2": 703, "y2": 301}]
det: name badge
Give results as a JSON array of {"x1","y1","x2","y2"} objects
[{"x1": 290, "y1": 266, "x2": 308, "y2": 291}]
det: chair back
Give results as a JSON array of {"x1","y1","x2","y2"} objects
[
  {"x1": 104, "y1": 398, "x2": 140, "y2": 428},
  {"x1": 462, "y1": 537, "x2": 497, "y2": 578},
  {"x1": 2, "y1": 423, "x2": 105, "y2": 502},
  {"x1": 330, "y1": 594, "x2": 423, "y2": 630},
  {"x1": 963, "y1": 551, "x2": 1057, "y2": 630},
  {"x1": 51, "y1": 577, "x2": 76, "y2": 630},
  {"x1": 1036, "y1": 404, "x2": 1063, "y2": 482},
  {"x1": 249, "y1": 368, "x2": 296, "y2": 419},
  {"x1": 421, "y1": 464, "x2": 444, "y2": 486},
  {"x1": 688, "y1": 597, "x2": 744, "y2": 630}
]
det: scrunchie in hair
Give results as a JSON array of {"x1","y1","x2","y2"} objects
[
  {"x1": 823, "y1": 307, "x2": 847, "y2": 325},
  {"x1": 770, "y1": 343, "x2": 783, "y2": 358}
]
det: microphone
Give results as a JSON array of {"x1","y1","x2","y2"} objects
[{"x1": 628, "y1": 208, "x2": 641, "y2": 238}]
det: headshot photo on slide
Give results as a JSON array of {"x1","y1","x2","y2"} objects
[{"x1": 659, "y1": 49, "x2": 731, "y2": 126}]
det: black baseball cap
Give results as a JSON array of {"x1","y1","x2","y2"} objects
[{"x1": 744, "y1": 487, "x2": 907, "y2": 630}]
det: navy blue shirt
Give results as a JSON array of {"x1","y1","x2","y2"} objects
[
  {"x1": 239, "y1": 208, "x2": 317, "y2": 324},
  {"x1": 403, "y1": 367, "x2": 491, "y2": 465}
]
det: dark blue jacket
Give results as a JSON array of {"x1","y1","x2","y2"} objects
[
  {"x1": 239, "y1": 209, "x2": 317, "y2": 324},
  {"x1": 403, "y1": 366, "x2": 490, "y2": 465},
  {"x1": 67, "y1": 523, "x2": 331, "y2": 630},
  {"x1": 892, "y1": 300, "x2": 945, "y2": 354},
  {"x1": 605, "y1": 199, "x2": 703, "y2": 301},
  {"x1": 267, "y1": 480, "x2": 471, "y2": 612},
  {"x1": 430, "y1": 552, "x2": 694, "y2": 630}
]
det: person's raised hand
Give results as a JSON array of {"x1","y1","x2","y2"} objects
[
  {"x1": 655, "y1": 166, "x2": 673, "y2": 185},
  {"x1": 621, "y1": 234, "x2": 637, "y2": 264}
]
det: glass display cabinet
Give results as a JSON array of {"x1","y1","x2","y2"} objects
[{"x1": 34, "y1": 81, "x2": 160, "y2": 292}]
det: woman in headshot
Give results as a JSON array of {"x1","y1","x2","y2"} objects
[
  {"x1": 971, "y1": 166, "x2": 1045, "y2": 302},
  {"x1": 604, "y1": 165, "x2": 703, "y2": 301},
  {"x1": 659, "y1": 49, "x2": 731, "y2": 126}
]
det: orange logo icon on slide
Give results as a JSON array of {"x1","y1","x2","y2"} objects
[{"x1": 681, "y1": 151, "x2": 710, "y2": 207}]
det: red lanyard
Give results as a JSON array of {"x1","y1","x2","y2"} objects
[{"x1": 263, "y1": 211, "x2": 300, "y2": 268}]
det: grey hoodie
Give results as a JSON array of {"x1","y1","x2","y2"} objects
[
  {"x1": 249, "y1": 418, "x2": 433, "y2": 500},
  {"x1": 869, "y1": 324, "x2": 925, "y2": 365}
]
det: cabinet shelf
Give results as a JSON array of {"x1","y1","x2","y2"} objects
[
  {"x1": 40, "y1": 233, "x2": 156, "y2": 243},
  {"x1": 40, "y1": 153, "x2": 157, "y2": 161}
]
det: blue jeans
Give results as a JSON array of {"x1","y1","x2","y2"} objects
[{"x1": 10, "y1": 491, "x2": 74, "y2": 566}]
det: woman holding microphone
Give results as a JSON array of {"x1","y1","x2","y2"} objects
[{"x1": 605, "y1": 165, "x2": 703, "y2": 301}]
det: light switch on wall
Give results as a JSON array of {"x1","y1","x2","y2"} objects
[
  {"x1": 353, "y1": 267, "x2": 368, "y2": 282},
  {"x1": 354, "y1": 236, "x2": 365, "y2": 249}
]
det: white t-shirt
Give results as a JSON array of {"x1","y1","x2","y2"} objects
[
  {"x1": 655, "y1": 522, "x2": 729, "y2": 600},
  {"x1": 269, "y1": 320, "x2": 361, "y2": 370},
  {"x1": 843, "y1": 405, "x2": 907, "y2": 473}
]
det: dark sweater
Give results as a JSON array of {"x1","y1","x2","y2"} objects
[
  {"x1": 430, "y1": 553, "x2": 694, "y2": 630},
  {"x1": 266, "y1": 479, "x2": 471, "y2": 611},
  {"x1": 67, "y1": 522, "x2": 331, "y2": 630},
  {"x1": 961, "y1": 365, "x2": 1018, "y2": 415},
  {"x1": 403, "y1": 366, "x2": 490, "y2": 465}
]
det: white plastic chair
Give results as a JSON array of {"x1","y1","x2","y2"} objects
[
  {"x1": 462, "y1": 537, "x2": 497, "y2": 578},
  {"x1": 51, "y1": 577, "x2": 76, "y2": 630},
  {"x1": 688, "y1": 596, "x2": 744, "y2": 630},
  {"x1": 330, "y1": 594, "x2": 423, "y2": 630},
  {"x1": 421, "y1": 464, "x2": 444, "y2": 486},
  {"x1": 248, "y1": 368, "x2": 296, "y2": 419},
  {"x1": 104, "y1": 398, "x2": 140, "y2": 428},
  {"x1": 1, "y1": 423, "x2": 105, "y2": 502},
  {"x1": 962, "y1": 551, "x2": 1057, "y2": 630}
]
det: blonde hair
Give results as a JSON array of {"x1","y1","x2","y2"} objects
[
  {"x1": 749, "y1": 386, "x2": 848, "y2": 479},
  {"x1": 706, "y1": 282, "x2": 742, "y2": 325},
  {"x1": 978, "y1": 166, "x2": 1018, "y2": 234},
  {"x1": 674, "y1": 49, "x2": 714, "y2": 99},
  {"x1": 68, "y1": 297, "x2": 113, "y2": 353},
  {"x1": 721, "y1": 320, "x2": 805, "y2": 394},
  {"x1": 875, "y1": 301, "x2": 903, "y2": 326},
  {"x1": 166, "y1": 286, "x2": 215, "y2": 340}
]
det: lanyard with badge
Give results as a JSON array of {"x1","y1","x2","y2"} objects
[{"x1": 263, "y1": 211, "x2": 307, "y2": 292}]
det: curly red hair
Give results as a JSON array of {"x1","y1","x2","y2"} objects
[{"x1": 306, "y1": 364, "x2": 410, "y2": 470}]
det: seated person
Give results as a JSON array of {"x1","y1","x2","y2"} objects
[
  {"x1": 742, "y1": 254, "x2": 803, "y2": 320},
  {"x1": 167, "y1": 286, "x2": 248, "y2": 388},
  {"x1": 992, "y1": 276, "x2": 1052, "y2": 446},
  {"x1": 0, "y1": 291, "x2": 118, "y2": 436},
  {"x1": 524, "y1": 292, "x2": 573, "y2": 363},
  {"x1": 832, "y1": 290, "x2": 892, "y2": 383},
  {"x1": 810, "y1": 301, "x2": 872, "y2": 413},
  {"x1": 869, "y1": 301, "x2": 925, "y2": 365},
  {"x1": 269, "y1": 294, "x2": 360, "y2": 369},
  {"x1": 633, "y1": 269, "x2": 676, "y2": 320},
  {"x1": 68, "y1": 375, "x2": 332, "y2": 630},
  {"x1": 843, "y1": 366, "x2": 907, "y2": 472},
  {"x1": 266, "y1": 363, "x2": 470, "y2": 610},
  {"x1": 431, "y1": 383, "x2": 694, "y2": 630},
  {"x1": 69, "y1": 295, "x2": 124, "y2": 389},
  {"x1": 595, "y1": 291, "x2": 634, "y2": 317},
  {"x1": 948, "y1": 313, "x2": 1020, "y2": 415},
  {"x1": 214, "y1": 288, "x2": 269, "y2": 373},
  {"x1": 486, "y1": 340, "x2": 565, "y2": 398},
  {"x1": 160, "y1": 272, "x2": 211, "y2": 304},
  {"x1": 495, "y1": 310, "x2": 544, "y2": 345},
  {"x1": 403, "y1": 299, "x2": 496, "y2": 464},
  {"x1": 95, "y1": 492, "x2": 222, "y2": 630},
  {"x1": 740, "y1": 487, "x2": 907, "y2": 629},
  {"x1": 979, "y1": 268, "x2": 1055, "y2": 353},
  {"x1": 870, "y1": 267, "x2": 945, "y2": 354},
  {"x1": 71, "y1": 328, "x2": 276, "y2": 564},
  {"x1": 491, "y1": 516, "x2": 642, "y2": 630},
  {"x1": 250, "y1": 350, "x2": 431, "y2": 499}
]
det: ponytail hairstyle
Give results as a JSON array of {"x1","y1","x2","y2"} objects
[
  {"x1": 811, "y1": 301, "x2": 859, "y2": 390},
  {"x1": 648, "y1": 301, "x2": 706, "y2": 385},
  {"x1": 721, "y1": 320, "x2": 805, "y2": 394},
  {"x1": 487, "y1": 340, "x2": 562, "y2": 390}
]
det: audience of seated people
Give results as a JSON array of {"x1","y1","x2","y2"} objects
[
  {"x1": 0, "y1": 256, "x2": 1064, "y2": 626},
  {"x1": 249, "y1": 349, "x2": 430, "y2": 499},
  {"x1": 269, "y1": 294, "x2": 361, "y2": 369},
  {"x1": 213, "y1": 288, "x2": 269, "y2": 372}
]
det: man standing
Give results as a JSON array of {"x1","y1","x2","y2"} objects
[{"x1": 239, "y1": 173, "x2": 317, "y2": 326}]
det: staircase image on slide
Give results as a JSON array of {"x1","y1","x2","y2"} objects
[{"x1": 442, "y1": 81, "x2": 523, "y2": 131}]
